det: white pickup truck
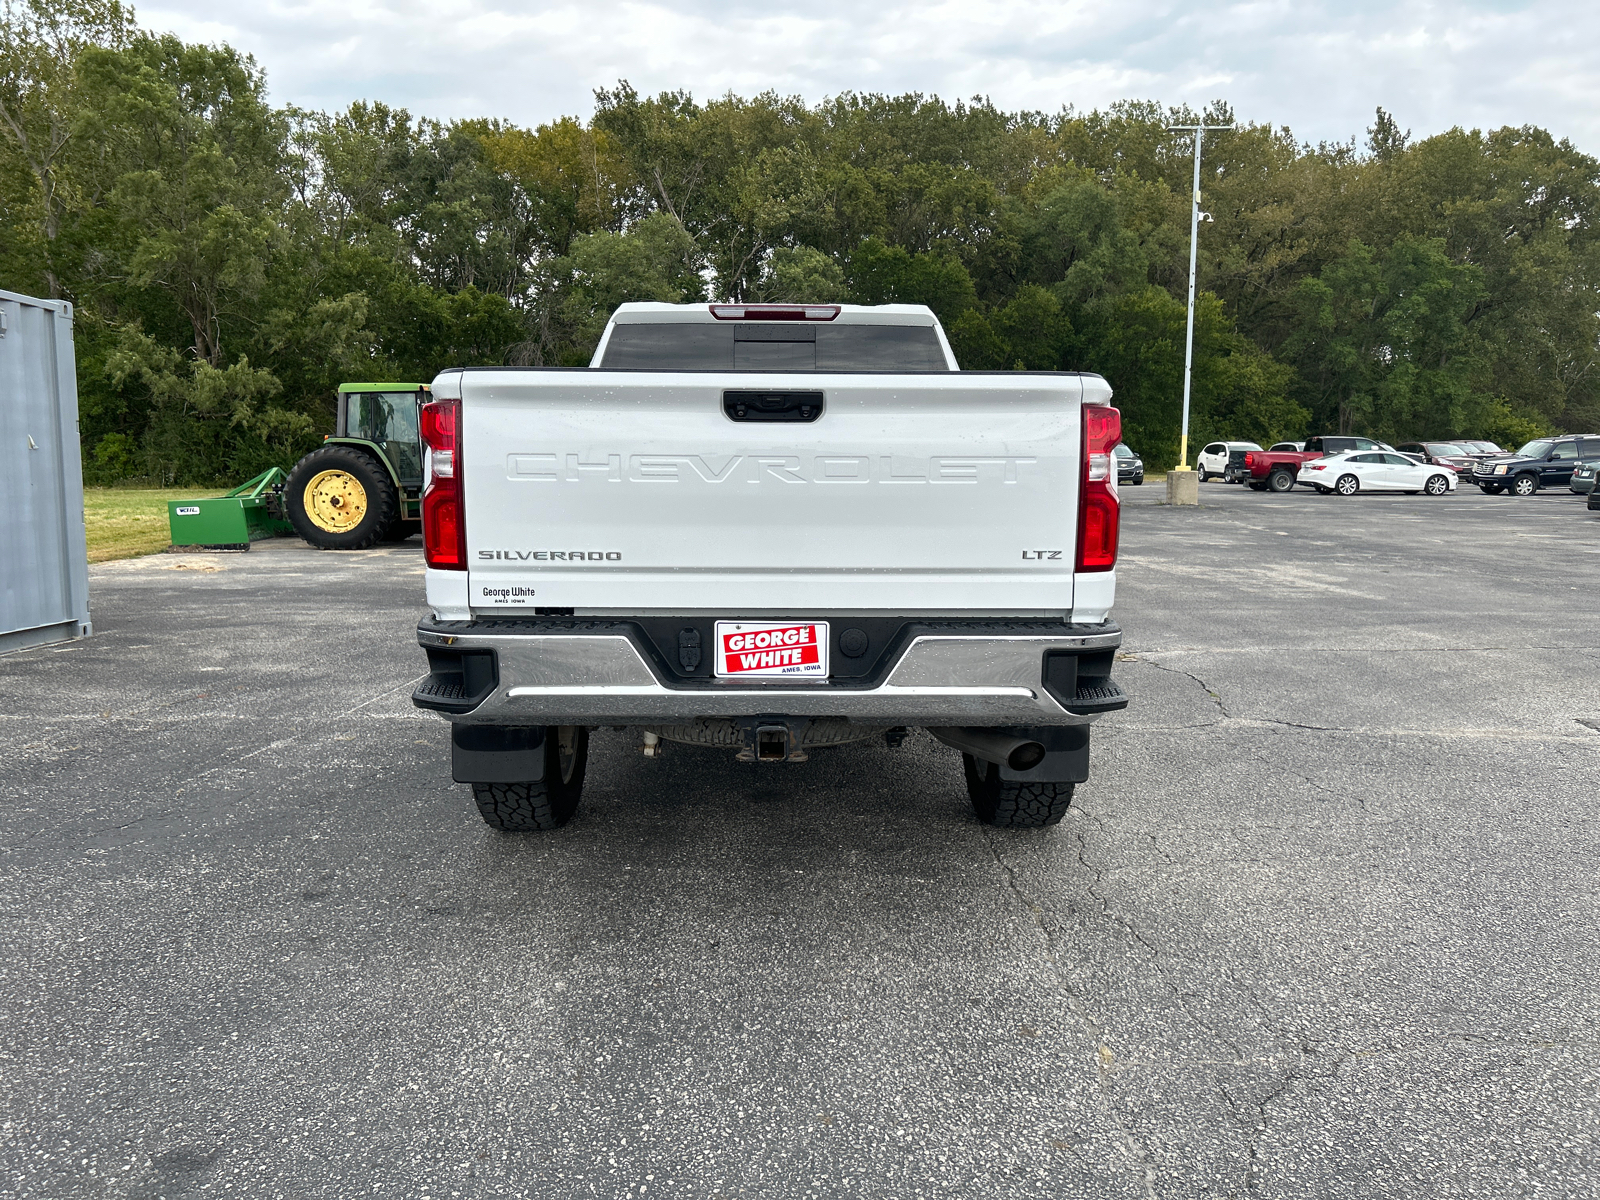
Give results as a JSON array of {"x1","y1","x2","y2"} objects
[{"x1": 412, "y1": 302, "x2": 1126, "y2": 831}]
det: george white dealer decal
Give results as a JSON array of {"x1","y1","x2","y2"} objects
[{"x1": 506, "y1": 453, "x2": 1037, "y2": 483}]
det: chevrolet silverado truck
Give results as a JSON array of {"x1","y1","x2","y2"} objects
[
  {"x1": 1240, "y1": 435, "x2": 1394, "y2": 491},
  {"x1": 410, "y1": 302, "x2": 1127, "y2": 832}
]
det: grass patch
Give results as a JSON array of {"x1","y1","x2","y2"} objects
[{"x1": 83, "y1": 487, "x2": 229, "y2": 563}]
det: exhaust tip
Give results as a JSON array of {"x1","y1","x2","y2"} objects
[{"x1": 1007, "y1": 742, "x2": 1047, "y2": 771}]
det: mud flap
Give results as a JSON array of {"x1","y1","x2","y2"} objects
[{"x1": 452, "y1": 724, "x2": 546, "y2": 783}]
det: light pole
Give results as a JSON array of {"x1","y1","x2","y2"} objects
[{"x1": 1167, "y1": 122, "x2": 1232, "y2": 472}]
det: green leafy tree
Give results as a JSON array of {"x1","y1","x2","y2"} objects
[
  {"x1": 106, "y1": 326, "x2": 308, "y2": 484},
  {"x1": 1281, "y1": 236, "x2": 1488, "y2": 439},
  {"x1": 755, "y1": 245, "x2": 845, "y2": 302},
  {"x1": 845, "y1": 236, "x2": 977, "y2": 323},
  {"x1": 538, "y1": 212, "x2": 702, "y2": 362},
  {"x1": 0, "y1": 0, "x2": 133, "y2": 295},
  {"x1": 79, "y1": 33, "x2": 285, "y2": 365}
]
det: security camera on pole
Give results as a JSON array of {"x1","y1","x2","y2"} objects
[{"x1": 1165, "y1": 120, "x2": 1232, "y2": 506}]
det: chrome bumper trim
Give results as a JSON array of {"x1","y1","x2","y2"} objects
[{"x1": 426, "y1": 628, "x2": 1121, "y2": 726}]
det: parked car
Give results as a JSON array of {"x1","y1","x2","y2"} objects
[
  {"x1": 1570, "y1": 460, "x2": 1598, "y2": 494},
  {"x1": 1195, "y1": 441, "x2": 1262, "y2": 482},
  {"x1": 1300, "y1": 451, "x2": 1458, "y2": 495},
  {"x1": 1396, "y1": 441, "x2": 1479, "y2": 478},
  {"x1": 1470, "y1": 435, "x2": 1600, "y2": 495},
  {"x1": 1114, "y1": 443, "x2": 1144, "y2": 485},
  {"x1": 1456, "y1": 440, "x2": 1504, "y2": 456},
  {"x1": 1399, "y1": 452, "x2": 1470, "y2": 483},
  {"x1": 1268, "y1": 441, "x2": 1304, "y2": 452},
  {"x1": 1240, "y1": 435, "x2": 1395, "y2": 492},
  {"x1": 1589, "y1": 480, "x2": 1600, "y2": 511}
]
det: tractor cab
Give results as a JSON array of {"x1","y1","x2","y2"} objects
[{"x1": 336, "y1": 384, "x2": 427, "y2": 488}]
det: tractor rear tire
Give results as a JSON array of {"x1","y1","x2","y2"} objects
[
  {"x1": 286, "y1": 446, "x2": 398, "y2": 550},
  {"x1": 470, "y1": 726, "x2": 588, "y2": 832},
  {"x1": 963, "y1": 754, "x2": 1075, "y2": 829}
]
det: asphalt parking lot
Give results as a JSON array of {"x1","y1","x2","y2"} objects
[{"x1": 3, "y1": 480, "x2": 1598, "y2": 1199}]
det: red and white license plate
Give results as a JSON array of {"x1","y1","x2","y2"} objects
[{"x1": 714, "y1": 621, "x2": 829, "y2": 679}]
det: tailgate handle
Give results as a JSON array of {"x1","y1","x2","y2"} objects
[{"x1": 723, "y1": 390, "x2": 824, "y2": 423}]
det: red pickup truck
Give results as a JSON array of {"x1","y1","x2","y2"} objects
[{"x1": 1242, "y1": 436, "x2": 1394, "y2": 491}]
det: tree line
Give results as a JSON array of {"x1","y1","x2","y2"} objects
[{"x1": 4, "y1": 0, "x2": 1598, "y2": 484}]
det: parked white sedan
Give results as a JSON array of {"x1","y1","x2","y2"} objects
[{"x1": 1299, "y1": 451, "x2": 1458, "y2": 496}]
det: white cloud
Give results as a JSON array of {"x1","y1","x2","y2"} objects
[{"x1": 138, "y1": 0, "x2": 1600, "y2": 149}]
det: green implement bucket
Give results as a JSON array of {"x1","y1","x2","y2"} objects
[{"x1": 168, "y1": 468, "x2": 294, "y2": 549}]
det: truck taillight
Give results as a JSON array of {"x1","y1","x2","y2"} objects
[
  {"x1": 1078, "y1": 404, "x2": 1121, "y2": 572},
  {"x1": 1245, "y1": 452, "x2": 1255, "y2": 468},
  {"x1": 420, "y1": 399, "x2": 465, "y2": 570}
]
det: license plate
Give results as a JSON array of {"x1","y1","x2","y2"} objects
[{"x1": 714, "y1": 621, "x2": 829, "y2": 679}]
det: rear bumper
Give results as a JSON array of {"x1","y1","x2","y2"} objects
[{"x1": 414, "y1": 618, "x2": 1125, "y2": 727}]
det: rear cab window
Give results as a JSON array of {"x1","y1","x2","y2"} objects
[{"x1": 600, "y1": 322, "x2": 950, "y2": 371}]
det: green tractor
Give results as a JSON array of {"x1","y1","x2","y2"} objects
[{"x1": 284, "y1": 382, "x2": 429, "y2": 549}]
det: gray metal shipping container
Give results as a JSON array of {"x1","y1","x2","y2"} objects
[{"x1": 1, "y1": 288, "x2": 91, "y2": 655}]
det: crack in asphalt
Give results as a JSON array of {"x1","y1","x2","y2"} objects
[
  {"x1": 980, "y1": 826, "x2": 1160, "y2": 1199},
  {"x1": 1140, "y1": 658, "x2": 1230, "y2": 718}
]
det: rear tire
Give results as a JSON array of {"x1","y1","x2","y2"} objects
[
  {"x1": 1268, "y1": 469, "x2": 1295, "y2": 493},
  {"x1": 286, "y1": 446, "x2": 398, "y2": 550},
  {"x1": 1335, "y1": 473, "x2": 1360, "y2": 496},
  {"x1": 963, "y1": 754, "x2": 1074, "y2": 829},
  {"x1": 1196, "y1": 466, "x2": 1209, "y2": 482},
  {"x1": 470, "y1": 726, "x2": 588, "y2": 831}
]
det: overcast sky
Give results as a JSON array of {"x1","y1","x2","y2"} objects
[{"x1": 137, "y1": 0, "x2": 1600, "y2": 150}]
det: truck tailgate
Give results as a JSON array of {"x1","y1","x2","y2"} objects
[{"x1": 458, "y1": 370, "x2": 1086, "y2": 614}]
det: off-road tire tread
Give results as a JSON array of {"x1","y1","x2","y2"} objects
[
  {"x1": 991, "y1": 780, "x2": 1075, "y2": 828},
  {"x1": 470, "y1": 780, "x2": 570, "y2": 832},
  {"x1": 285, "y1": 446, "x2": 398, "y2": 550},
  {"x1": 964, "y1": 755, "x2": 1075, "y2": 828}
]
